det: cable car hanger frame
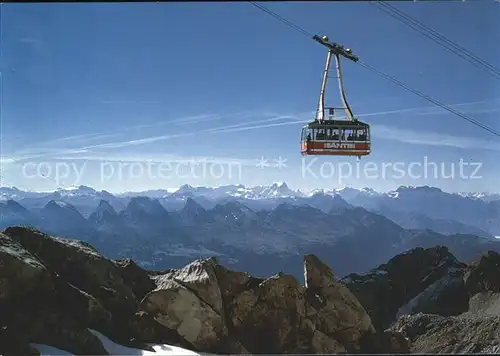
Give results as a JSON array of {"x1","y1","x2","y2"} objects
[{"x1": 300, "y1": 35, "x2": 371, "y2": 159}]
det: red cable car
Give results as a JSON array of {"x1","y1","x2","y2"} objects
[{"x1": 300, "y1": 35, "x2": 371, "y2": 158}]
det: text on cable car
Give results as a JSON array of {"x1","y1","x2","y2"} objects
[{"x1": 324, "y1": 142, "x2": 356, "y2": 149}]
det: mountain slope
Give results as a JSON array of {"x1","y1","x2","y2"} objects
[
  {"x1": 374, "y1": 205, "x2": 495, "y2": 239},
  {"x1": 0, "y1": 199, "x2": 39, "y2": 229},
  {"x1": 341, "y1": 245, "x2": 500, "y2": 353},
  {"x1": 39, "y1": 200, "x2": 96, "y2": 239},
  {"x1": 337, "y1": 185, "x2": 500, "y2": 236}
]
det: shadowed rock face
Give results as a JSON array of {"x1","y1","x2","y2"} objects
[
  {"x1": 0, "y1": 230, "x2": 109, "y2": 355},
  {"x1": 341, "y1": 245, "x2": 500, "y2": 353},
  {"x1": 341, "y1": 246, "x2": 469, "y2": 331},
  {"x1": 303, "y1": 254, "x2": 375, "y2": 349},
  {"x1": 0, "y1": 226, "x2": 408, "y2": 355}
]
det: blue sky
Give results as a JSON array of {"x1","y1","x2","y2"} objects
[{"x1": 1, "y1": 1, "x2": 499, "y2": 193}]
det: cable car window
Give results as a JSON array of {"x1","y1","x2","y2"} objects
[
  {"x1": 346, "y1": 129, "x2": 353, "y2": 140},
  {"x1": 305, "y1": 128, "x2": 311, "y2": 141}
]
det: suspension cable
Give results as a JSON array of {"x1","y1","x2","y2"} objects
[
  {"x1": 357, "y1": 61, "x2": 500, "y2": 137},
  {"x1": 248, "y1": 1, "x2": 500, "y2": 137},
  {"x1": 372, "y1": 1, "x2": 500, "y2": 81},
  {"x1": 248, "y1": 1, "x2": 313, "y2": 39}
]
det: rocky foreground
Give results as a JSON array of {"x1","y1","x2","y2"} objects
[{"x1": 1, "y1": 227, "x2": 500, "y2": 354}]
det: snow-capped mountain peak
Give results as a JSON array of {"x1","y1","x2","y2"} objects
[
  {"x1": 57, "y1": 185, "x2": 98, "y2": 195},
  {"x1": 177, "y1": 184, "x2": 194, "y2": 193},
  {"x1": 459, "y1": 192, "x2": 500, "y2": 202},
  {"x1": 248, "y1": 182, "x2": 302, "y2": 199}
]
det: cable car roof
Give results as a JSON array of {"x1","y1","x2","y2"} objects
[{"x1": 303, "y1": 120, "x2": 370, "y2": 129}]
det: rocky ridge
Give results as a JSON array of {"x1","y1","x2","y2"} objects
[
  {"x1": 0, "y1": 226, "x2": 406, "y2": 355},
  {"x1": 3, "y1": 226, "x2": 500, "y2": 354}
]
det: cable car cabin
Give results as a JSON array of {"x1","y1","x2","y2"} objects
[{"x1": 300, "y1": 120, "x2": 370, "y2": 156}]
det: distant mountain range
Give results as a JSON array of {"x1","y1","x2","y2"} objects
[
  {"x1": 2, "y1": 183, "x2": 500, "y2": 279},
  {"x1": 2, "y1": 183, "x2": 499, "y2": 236}
]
